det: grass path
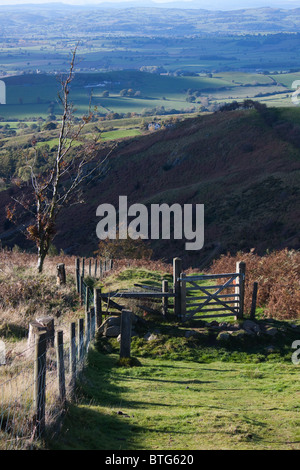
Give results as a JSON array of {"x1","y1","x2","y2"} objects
[{"x1": 49, "y1": 346, "x2": 300, "y2": 451}]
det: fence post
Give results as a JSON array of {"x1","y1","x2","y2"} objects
[
  {"x1": 162, "y1": 280, "x2": 168, "y2": 317},
  {"x1": 69, "y1": 322, "x2": 76, "y2": 385},
  {"x1": 81, "y1": 258, "x2": 85, "y2": 278},
  {"x1": 85, "y1": 310, "x2": 91, "y2": 349},
  {"x1": 75, "y1": 258, "x2": 80, "y2": 293},
  {"x1": 89, "y1": 259, "x2": 92, "y2": 276},
  {"x1": 85, "y1": 285, "x2": 90, "y2": 314},
  {"x1": 56, "y1": 263, "x2": 66, "y2": 286},
  {"x1": 94, "y1": 287, "x2": 102, "y2": 329},
  {"x1": 80, "y1": 275, "x2": 84, "y2": 305},
  {"x1": 236, "y1": 261, "x2": 246, "y2": 319},
  {"x1": 34, "y1": 331, "x2": 47, "y2": 437},
  {"x1": 250, "y1": 281, "x2": 258, "y2": 320},
  {"x1": 180, "y1": 273, "x2": 186, "y2": 321},
  {"x1": 56, "y1": 330, "x2": 66, "y2": 405},
  {"x1": 120, "y1": 310, "x2": 132, "y2": 359},
  {"x1": 90, "y1": 307, "x2": 96, "y2": 340},
  {"x1": 78, "y1": 318, "x2": 84, "y2": 362},
  {"x1": 173, "y1": 257, "x2": 182, "y2": 319},
  {"x1": 94, "y1": 259, "x2": 98, "y2": 278},
  {"x1": 36, "y1": 316, "x2": 55, "y2": 348}
]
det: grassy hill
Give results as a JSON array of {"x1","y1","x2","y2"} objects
[
  {"x1": 0, "y1": 250, "x2": 299, "y2": 450},
  {"x1": 0, "y1": 105, "x2": 299, "y2": 268}
]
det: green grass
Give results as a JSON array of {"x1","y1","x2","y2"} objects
[
  {"x1": 101, "y1": 128, "x2": 141, "y2": 141},
  {"x1": 49, "y1": 345, "x2": 300, "y2": 450},
  {"x1": 0, "y1": 70, "x2": 294, "y2": 120},
  {"x1": 48, "y1": 265, "x2": 300, "y2": 450}
]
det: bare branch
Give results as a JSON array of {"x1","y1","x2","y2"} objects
[{"x1": 7, "y1": 45, "x2": 112, "y2": 273}]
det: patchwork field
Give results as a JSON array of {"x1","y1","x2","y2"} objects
[{"x1": 0, "y1": 69, "x2": 297, "y2": 121}]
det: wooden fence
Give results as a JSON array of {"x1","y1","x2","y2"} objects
[
  {"x1": 173, "y1": 258, "x2": 247, "y2": 322},
  {"x1": 76, "y1": 256, "x2": 251, "y2": 323},
  {"x1": 177, "y1": 261, "x2": 246, "y2": 322}
]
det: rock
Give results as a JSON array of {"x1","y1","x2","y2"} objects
[
  {"x1": 185, "y1": 330, "x2": 198, "y2": 338},
  {"x1": 216, "y1": 331, "x2": 232, "y2": 342},
  {"x1": 264, "y1": 326, "x2": 278, "y2": 336},
  {"x1": 99, "y1": 316, "x2": 121, "y2": 337},
  {"x1": 231, "y1": 329, "x2": 248, "y2": 339},
  {"x1": 265, "y1": 346, "x2": 276, "y2": 354},
  {"x1": 105, "y1": 325, "x2": 121, "y2": 337},
  {"x1": 144, "y1": 332, "x2": 158, "y2": 341},
  {"x1": 99, "y1": 313, "x2": 140, "y2": 337},
  {"x1": 242, "y1": 320, "x2": 261, "y2": 335}
]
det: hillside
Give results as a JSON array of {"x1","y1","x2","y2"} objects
[{"x1": 1, "y1": 105, "x2": 299, "y2": 268}]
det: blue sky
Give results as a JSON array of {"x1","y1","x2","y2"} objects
[{"x1": 0, "y1": 0, "x2": 298, "y2": 8}]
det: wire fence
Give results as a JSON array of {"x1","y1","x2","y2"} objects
[
  {"x1": 0, "y1": 255, "x2": 121, "y2": 450},
  {"x1": 0, "y1": 302, "x2": 97, "y2": 450}
]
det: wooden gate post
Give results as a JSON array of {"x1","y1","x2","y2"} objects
[
  {"x1": 173, "y1": 257, "x2": 182, "y2": 319},
  {"x1": 250, "y1": 281, "x2": 258, "y2": 320},
  {"x1": 236, "y1": 261, "x2": 246, "y2": 319},
  {"x1": 120, "y1": 310, "x2": 132, "y2": 359},
  {"x1": 180, "y1": 273, "x2": 186, "y2": 321}
]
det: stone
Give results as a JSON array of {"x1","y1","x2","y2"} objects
[
  {"x1": 105, "y1": 325, "x2": 121, "y2": 337},
  {"x1": 232, "y1": 329, "x2": 247, "y2": 337},
  {"x1": 242, "y1": 320, "x2": 261, "y2": 334},
  {"x1": 144, "y1": 332, "x2": 158, "y2": 341},
  {"x1": 99, "y1": 316, "x2": 121, "y2": 337},
  {"x1": 216, "y1": 331, "x2": 232, "y2": 342},
  {"x1": 185, "y1": 330, "x2": 198, "y2": 338},
  {"x1": 265, "y1": 346, "x2": 276, "y2": 354},
  {"x1": 264, "y1": 326, "x2": 278, "y2": 336}
]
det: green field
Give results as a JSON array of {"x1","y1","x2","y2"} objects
[
  {"x1": 50, "y1": 346, "x2": 300, "y2": 451},
  {"x1": 0, "y1": 70, "x2": 297, "y2": 122}
]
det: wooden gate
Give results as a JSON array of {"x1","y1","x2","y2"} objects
[{"x1": 178, "y1": 262, "x2": 245, "y2": 322}]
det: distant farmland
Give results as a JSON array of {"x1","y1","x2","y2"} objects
[{"x1": 0, "y1": 70, "x2": 295, "y2": 121}]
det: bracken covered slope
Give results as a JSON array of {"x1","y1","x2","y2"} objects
[{"x1": 1, "y1": 107, "x2": 299, "y2": 268}]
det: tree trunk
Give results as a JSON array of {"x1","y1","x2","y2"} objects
[{"x1": 37, "y1": 246, "x2": 47, "y2": 273}]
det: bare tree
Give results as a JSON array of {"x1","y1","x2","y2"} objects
[{"x1": 7, "y1": 47, "x2": 113, "y2": 272}]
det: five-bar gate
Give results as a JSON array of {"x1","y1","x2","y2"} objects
[{"x1": 177, "y1": 261, "x2": 246, "y2": 322}]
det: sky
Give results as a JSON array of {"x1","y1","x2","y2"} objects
[{"x1": 0, "y1": 0, "x2": 298, "y2": 9}]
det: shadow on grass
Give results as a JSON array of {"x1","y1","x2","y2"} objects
[{"x1": 47, "y1": 349, "x2": 145, "y2": 450}]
